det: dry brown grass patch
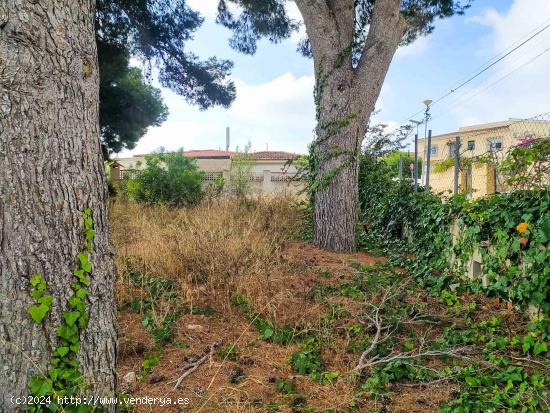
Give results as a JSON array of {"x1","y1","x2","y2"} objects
[{"x1": 111, "y1": 196, "x2": 304, "y2": 317}]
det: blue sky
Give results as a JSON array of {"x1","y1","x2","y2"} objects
[{"x1": 120, "y1": 0, "x2": 550, "y2": 157}]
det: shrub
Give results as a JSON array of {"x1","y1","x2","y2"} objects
[
  {"x1": 125, "y1": 151, "x2": 204, "y2": 207},
  {"x1": 228, "y1": 147, "x2": 254, "y2": 198}
]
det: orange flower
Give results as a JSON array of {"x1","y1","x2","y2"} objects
[{"x1": 516, "y1": 222, "x2": 529, "y2": 234}]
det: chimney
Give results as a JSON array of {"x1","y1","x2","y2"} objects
[{"x1": 225, "y1": 127, "x2": 230, "y2": 152}]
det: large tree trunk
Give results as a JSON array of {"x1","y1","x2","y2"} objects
[
  {"x1": 296, "y1": 0, "x2": 407, "y2": 252},
  {"x1": 0, "y1": 1, "x2": 117, "y2": 410}
]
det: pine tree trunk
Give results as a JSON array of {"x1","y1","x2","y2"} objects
[
  {"x1": 0, "y1": 1, "x2": 117, "y2": 410},
  {"x1": 312, "y1": 70, "x2": 362, "y2": 253},
  {"x1": 296, "y1": 0, "x2": 406, "y2": 253}
]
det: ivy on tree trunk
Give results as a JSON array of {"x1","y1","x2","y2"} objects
[{"x1": 298, "y1": 0, "x2": 407, "y2": 252}]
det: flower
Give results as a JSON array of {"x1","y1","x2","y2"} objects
[{"x1": 516, "y1": 222, "x2": 529, "y2": 234}]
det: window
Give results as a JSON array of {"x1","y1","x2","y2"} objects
[
  {"x1": 425, "y1": 145, "x2": 438, "y2": 156},
  {"x1": 467, "y1": 140, "x2": 475, "y2": 151},
  {"x1": 488, "y1": 138, "x2": 502, "y2": 151}
]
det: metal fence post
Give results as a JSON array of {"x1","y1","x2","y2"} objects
[
  {"x1": 425, "y1": 129, "x2": 432, "y2": 190},
  {"x1": 454, "y1": 135, "x2": 461, "y2": 195},
  {"x1": 414, "y1": 134, "x2": 418, "y2": 191}
]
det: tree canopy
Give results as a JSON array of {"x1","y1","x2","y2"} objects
[
  {"x1": 216, "y1": 0, "x2": 471, "y2": 59},
  {"x1": 96, "y1": 0, "x2": 237, "y2": 155}
]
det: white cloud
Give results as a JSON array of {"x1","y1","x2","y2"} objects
[
  {"x1": 120, "y1": 72, "x2": 316, "y2": 156},
  {"x1": 442, "y1": 0, "x2": 550, "y2": 125},
  {"x1": 395, "y1": 35, "x2": 430, "y2": 58},
  {"x1": 187, "y1": 0, "x2": 219, "y2": 19}
]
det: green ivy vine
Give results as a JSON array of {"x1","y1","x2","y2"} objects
[
  {"x1": 307, "y1": 47, "x2": 361, "y2": 197},
  {"x1": 27, "y1": 208, "x2": 99, "y2": 413},
  {"x1": 358, "y1": 154, "x2": 550, "y2": 316}
]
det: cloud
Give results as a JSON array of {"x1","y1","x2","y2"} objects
[
  {"x1": 395, "y1": 35, "x2": 430, "y2": 58},
  {"x1": 187, "y1": 0, "x2": 218, "y2": 19},
  {"x1": 120, "y1": 72, "x2": 316, "y2": 156},
  {"x1": 441, "y1": 0, "x2": 550, "y2": 125}
]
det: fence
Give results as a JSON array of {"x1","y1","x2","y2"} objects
[
  {"x1": 110, "y1": 165, "x2": 304, "y2": 195},
  {"x1": 400, "y1": 112, "x2": 550, "y2": 198}
]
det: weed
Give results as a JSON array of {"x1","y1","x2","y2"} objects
[
  {"x1": 275, "y1": 378, "x2": 296, "y2": 395},
  {"x1": 218, "y1": 343, "x2": 239, "y2": 361},
  {"x1": 141, "y1": 350, "x2": 162, "y2": 379},
  {"x1": 290, "y1": 337, "x2": 324, "y2": 376}
]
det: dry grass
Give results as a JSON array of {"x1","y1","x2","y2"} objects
[{"x1": 111, "y1": 196, "x2": 303, "y2": 319}]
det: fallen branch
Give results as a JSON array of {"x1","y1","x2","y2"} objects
[
  {"x1": 171, "y1": 342, "x2": 219, "y2": 390},
  {"x1": 355, "y1": 346, "x2": 473, "y2": 371}
]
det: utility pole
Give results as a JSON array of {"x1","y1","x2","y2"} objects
[
  {"x1": 422, "y1": 99, "x2": 432, "y2": 188},
  {"x1": 454, "y1": 136, "x2": 461, "y2": 195},
  {"x1": 410, "y1": 119, "x2": 422, "y2": 191},
  {"x1": 425, "y1": 129, "x2": 432, "y2": 190}
]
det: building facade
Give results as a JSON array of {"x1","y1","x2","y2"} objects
[
  {"x1": 108, "y1": 150, "x2": 304, "y2": 195},
  {"x1": 418, "y1": 119, "x2": 550, "y2": 198}
]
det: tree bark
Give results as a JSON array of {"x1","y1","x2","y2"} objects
[
  {"x1": 0, "y1": 1, "x2": 117, "y2": 411},
  {"x1": 296, "y1": 0, "x2": 407, "y2": 252}
]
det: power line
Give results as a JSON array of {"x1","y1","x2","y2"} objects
[
  {"x1": 431, "y1": 46, "x2": 550, "y2": 122},
  {"x1": 430, "y1": 20, "x2": 550, "y2": 106},
  {"x1": 395, "y1": 18, "x2": 550, "y2": 126}
]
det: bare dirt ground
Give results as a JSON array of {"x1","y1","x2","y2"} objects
[{"x1": 116, "y1": 240, "x2": 526, "y2": 413}]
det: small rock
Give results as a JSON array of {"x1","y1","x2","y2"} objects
[
  {"x1": 123, "y1": 371, "x2": 137, "y2": 384},
  {"x1": 186, "y1": 324, "x2": 204, "y2": 331},
  {"x1": 228, "y1": 367, "x2": 246, "y2": 384},
  {"x1": 149, "y1": 375, "x2": 166, "y2": 384},
  {"x1": 185, "y1": 356, "x2": 198, "y2": 363}
]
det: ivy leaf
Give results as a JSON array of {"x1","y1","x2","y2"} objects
[
  {"x1": 56, "y1": 347, "x2": 69, "y2": 357},
  {"x1": 31, "y1": 289, "x2": 44, "y2": 300},
  {"x1": 56, "y1": 324, "x2": 79, "y2": 343},
  {"x1": 28, "y1": 377, "x2": 53, "y2": 397},
  {"x1": 28, "y1": 304, "x2": 49, "y2": 324},
  {"x1": 68, "y1": 296, "x2": 82, "y2": 308},
  {"x1": 86, "y1": 229, "x2": 96, "y2": 241},
  {"x1": 76, "y1": 288, "x2": 87, "y2": 300},
  {"x1": 78, "y1": 313, "x2": 89, "y2": 329},
  {"x1": 39, "y1": 295, "x2": 53, "y2": 307},
  {"x1": 522, "y1": 334, "x2": 535, "y2": 353},
  {"x1": 78, "y1": 252, "x2": 92, "y2": 273},
  {"x1": 30, "y1": 273, "x2": 44, "y2": 288},
  {"x1": 533, "y1": 341, "x2": 548, "y2": 355},
  {"x1": 64, "y1": 311, "x2": 80, "y2": 326}
]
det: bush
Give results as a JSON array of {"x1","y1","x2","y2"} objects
[{"x1": 125, "y1": 151, "x2": 204, "y2": 207}]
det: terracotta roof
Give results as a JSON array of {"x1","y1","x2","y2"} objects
[
  {"x1": 130, "y1": 149, "x2": 300, "y2": 160},
  {"x1": 183, "y1": 150, "x2": 232, "y2": 158},
  {"x1": 251, "y1": 151, "x2": 298, "y2": 160}
]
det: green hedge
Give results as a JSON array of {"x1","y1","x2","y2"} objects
[{"x1": 358, "y1": 155, "x2": 550, "y2": 315}]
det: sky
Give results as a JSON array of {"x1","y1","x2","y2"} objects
[{"x1": 118, "y1": 0, "x2": 550, "y2": 157}]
